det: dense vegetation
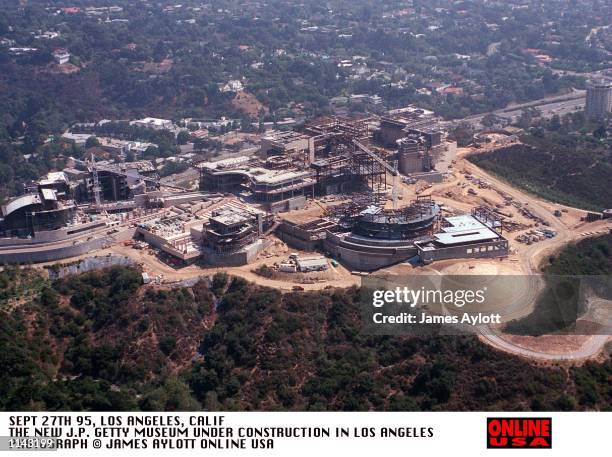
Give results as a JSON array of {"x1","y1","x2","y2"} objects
[
  {"x1": 1, "y1": 0, "x2": 609, "y2": 200},
  {"x1": 546, "y1": 234, "x2": 612, "y2": 276},
  {"x1": 469, "y1": 127, "x2": 612, "y2": 211},
  {"x1": 2, "y1": 0, "x2": 600, "y2": 133},
  {"x1": 1, "y1": 266, "x2": 610, "y2": 411}
]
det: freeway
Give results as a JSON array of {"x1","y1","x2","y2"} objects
[{"x1": 458, "y1": 89, "x2": 586, "y2": 126}]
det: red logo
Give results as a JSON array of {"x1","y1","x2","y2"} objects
[{"x1": 487, "y1": 418, "x2": 552, "y2": 449}]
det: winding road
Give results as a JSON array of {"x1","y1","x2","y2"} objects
[{"x1": 460, "y1": 153, "x2": 611, "y2": 362}]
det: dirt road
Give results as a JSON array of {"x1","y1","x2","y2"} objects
[
  {"x1": 36, "y1": 242, "x2": 360, "y2": 293},
  {"x1": 458, "y1": 150, "x2": 611, "y2": 362}
]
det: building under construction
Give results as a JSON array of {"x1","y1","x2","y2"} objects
[
  {"x1": 311, "y1": 142, "x2": 390, "y2": 196},
  {"x1": 0, "y1": 188, "x2": 77, "y2": 237},
  {"x1": 77, "y1": 160, "x2": 160, "y2": 205},
  {"x1": 376, "y1": 107, "x2": 443, "y2": 149},
  {"x1": 397, "y1": 135, "x2": 431, "y2": 174},
  {"x1": 373, "y1": 107, "x2": 447, "y2": 183},
  {"x1": 202, "y1": 205, "x2": 273, "y2": 266},
  {"x1": 260, "y1": 130, "x2": 315, "y2": 165},
  {"x1": 277, "y1": 196, "x2": 441, "y2": 270},
  {"x1": 304, "y1": 116, "x2": 394, "y2": 197},
  {"x1": 199, "y1": 115, "x2": 395, "y2": 210},
  {"x1": 323, "y1": 196, "x2": 440, "y2": 270},
  {"x1": 198, "y1": 156, "x2": 316, "y2": 213},
  {"x1": 415, "y1": 208, "x2": 509, "y2": 264}
]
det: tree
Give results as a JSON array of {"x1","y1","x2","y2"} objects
[
  {"x1": 593, "y1": 124, "x2": 607, "y2": 139},
  {"x1": 450, "y1": 122, "x2": 475, "y2": 147},
  {"x1": 482, "y1": 113, "x2": 497, "y2": 128},
  {"x1": 549, "y1": 115, "x2": 561, "y2": 131},
  {"x1": 193, "y1": 138, "x2": 206, "y2": 151},
  {"x1": 85, "y1": 136, "x2": 100, "y2": 149},
  {"x1": 517, "y1": 109, "x2": 533, "y2": 129},
  {"x1": 176, "y1": 130, "x2": 191, "y2": 145}
]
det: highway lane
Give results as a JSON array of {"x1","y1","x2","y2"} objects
[{"x1": 457, "y1": 90, "x2": 586, "y2": 126}]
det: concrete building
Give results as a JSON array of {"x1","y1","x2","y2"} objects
[
  {"x1": 94, "y1": 137, "x2": 156, "y2": 157},
  {"x1": 585, "y1": 80, "x2": 612, "y2": 118},
  {"x1": 0, "y1": 190, "x2": 77, "y2": 237},
  {"x1": 415, "y1": 213, "x2": 508, "y2": 264},
  {"x1": 136, "y1": 212, "x2": 203, "y2": 263},
  {"x1": 397, "y1": 135, "x2": 431, "y2": 175},
  {"x1": 77, "y1": 161, "x2": 159, "y2": 204},
  {"x1": 322, "y1": 199, "x2": 441, "y2": 271},
  {"x1": 130, "y1": 117, "x2": 174, "y2": 131},
  {"x1": 276, "y1": 218, "x2": 337, "y2": 251},
  {"x1": 38, "y1": 172, "x2": 72, "y2": 200},
  {"x1": 61, "y1": 132, "x2": 93, "y2": 146},
  {"x1": 250, "y1": 169, "x2": 315, "y2": 212},
  {"x1": 201, "y1": 205, "x2": 273, "y2": 266},
  {"x1": 198, "y1": 157, "x2": 315, "y2": 213},
  {"x1": 260, "y1": 130, "x2": 315, "y2": 165},
  {"x1": 295, "y1": 255, "x2": 328, "y2": 272},
  {"x1": 377, "y1": 107, "x2": 443, "y2": 148}
]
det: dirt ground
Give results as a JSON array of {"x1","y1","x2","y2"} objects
[
  {"x1": 35, "y1": 236, "x2": 359, "y2": 293},
  {"x1": 31, "y1": 141, "x2": 612, "y2": 361},
  {"x1": 374, "y1": 144, "x2": 612, "y2": 361},
  {"x1": 231, "y1": 91, "x2": 269, "y2": 118}
]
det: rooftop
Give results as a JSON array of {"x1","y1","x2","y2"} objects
[
  {"x1": 199, "y1": 156, "x2": 251, "y2": 171},
  {"x1": 433, "y1": 215, "x2": 500, "y2": 246},
  {"x1": 2, "y1": 194, "x2": 41, "y2": 217},
  {"x1": 210, "y1": 207, "x2": 253, "y2": 226},
  {"x1": 39, "y1": 171, "x2": 69, "y2": 186},
  {"x1": 263, "y1": 130, "x2": 311, "y2": 144},
  {"x1": 251, "y1": 169, "x2": 313, "y2": 185}
]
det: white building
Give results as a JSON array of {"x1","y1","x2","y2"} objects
[
  {"x1": 52, "y1": 48, "x2": 71, "y2": 64},
  {"x1": 130, "y1": 117, "x2": 174, "y2": 131},
  {"x1": 221, "y1": 80, "x2": 244, "y2": 93}
]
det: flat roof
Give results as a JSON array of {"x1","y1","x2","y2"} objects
[
  {"x1": 433, "y1": 214, "x2": 500, "y2": 246},
  {"x1": 132, "y1": 117, "x2": 172, "y2": 125},
  {"x1": 251, "y1": 169, "x2": 312, "y2": 185},
  {"x1": 40, "y1": 171, "x2": 68, "y2": 185},
  {"x1": 210, "y1": 207, "x2": 253, "y2": 226},
  {"x1": 296, "y1": 257, "x2": 328, "y2": 268},
  {"x1": 263, "y1": 130, "x2": 311, "y2": 142},
  {"x1": 200, "y1": 156, "x2": 252, "y2": 171},
  {"x1": 41, "y1": 189, "x2": 57, "y2": 201},
  {"x1": 442, "y1": 214, "x2": 487, "y2": 232}
]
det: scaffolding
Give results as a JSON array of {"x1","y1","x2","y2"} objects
[{"x1": 471, "y1": 206, "x2": 504, "y2": 235}]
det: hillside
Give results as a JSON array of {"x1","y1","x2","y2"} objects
[
  {"x1": 469, "y1": 133, "x2": 612, "y2": 211},
  {"x1": 545, "y1": 234, "x2": 612, "y2": 276},
  {"x1": 0, "y1": 266, "x2": 610, "y2": 412},
  {"x1": 505, "y1": 234, "x2": 612, "y2": 336}
]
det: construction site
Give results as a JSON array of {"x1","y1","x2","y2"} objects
[
  {"x1": 2, "y1": 105, "x2": 607, "y2": 273},
  {"x1": 1, "y1": 105, "x2": 609, "y2": 278},
  {"x1": 4, "y1": 105, "x2": 609, "y2": 363}
]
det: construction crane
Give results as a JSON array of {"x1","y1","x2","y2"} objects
[
  {"x1": 391, "y1": 160, "x2": 399, "y2": 209},
  {"x1": 90, "y1": 153, "x2": 102, "y2": 207}
]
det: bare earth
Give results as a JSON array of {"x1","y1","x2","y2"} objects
[{"x1": 32, "y1": 143, "x2": 611, "y2": 363}]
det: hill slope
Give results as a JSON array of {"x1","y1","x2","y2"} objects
[
  {"x1": 469, "y1": 134, "x2": 612, "y2": 211},
  {"x1": 0, "y1": 266, "x2": 610, "y2": 411}
]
